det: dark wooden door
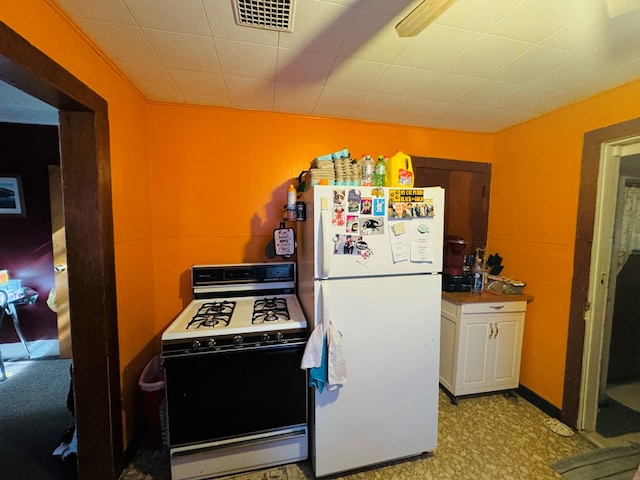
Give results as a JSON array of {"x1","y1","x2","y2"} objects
[{"x1": 412, "y1": 156, "x2": 491, "y2": 256}]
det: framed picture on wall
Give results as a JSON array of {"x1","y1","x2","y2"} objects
[{"x1": 0, "y1": 175, "x2": 27, "y2": 218}]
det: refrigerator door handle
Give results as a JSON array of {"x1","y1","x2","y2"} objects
[
  {"x1": 320, "y1": 199, "x2": 331, "y2": 279},
  {"x1": 320, "y1": 279, "x2": 330, "y2": 332}
]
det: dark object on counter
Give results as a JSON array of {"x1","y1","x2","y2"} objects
[
  {"x1": 444, "y1": 236, "x2": 467, "y2": 276},
  {"x1": 443, "y1": 273, "x2": 473, "y2": 292},
  {"x1": 487, "y1": 253, "x2": 504, "y2": 275}
]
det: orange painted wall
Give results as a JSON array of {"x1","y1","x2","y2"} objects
[
  {"x1": 148, "y1": 104, "x2": 493, "y2": 331},
  {"x1": 0, "y1": 1, "x2": 155, "y2": 442},
  {"x1": 6, "y1": 0, "x2": 640, "y2": 452},
  {"x1": 491, "y1": 79, "x2": 640, "y2": 407}
]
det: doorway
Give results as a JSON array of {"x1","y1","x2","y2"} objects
[
  {"x1": 579, "y1": 139, "x2": 640, "y2": 440},
  {"x1": 0, "y1": 20, "x2": 123, "y2": 480},
  {"x1": 562, "y1": 117, "x2": 640, "y2": 431}
]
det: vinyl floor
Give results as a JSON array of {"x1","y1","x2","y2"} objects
[{"x1": 121, "y1": 389, "x2": 600, "y2": 480}]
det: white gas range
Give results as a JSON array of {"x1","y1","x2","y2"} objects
[{"x1": 161, "y1": 262, "x2": 308, "y2": 480}]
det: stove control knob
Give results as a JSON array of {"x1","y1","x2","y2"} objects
[
  {"x1": 206, "y1": 338, "x2": 216, "y2": 349},
  {"x1": 262, "y1": 333, "x2": 270, "y2": 343},
  {"x1": 276, "y1": 332, "x2": 284, "y2": 342},
  {"x1": 234, "y1": 335, "x2": 243, "y2": 345},
  {"x1": 192, "y1": 340, "x2": 201, "y2": 351}
]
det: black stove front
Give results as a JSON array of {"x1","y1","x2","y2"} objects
[{"x1": 161, "y1": 262, "x2": 308, "y2": 479}]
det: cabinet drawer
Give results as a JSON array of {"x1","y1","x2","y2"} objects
[{"x1": 461, "y1": 301, "x2": 526, "y2": 315}]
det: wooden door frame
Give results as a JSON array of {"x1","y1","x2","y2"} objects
[
  {"x1": 0, "y1": 21, "x2": 123, "y2": 480},
  {"x1": 562, "y1": 116, "x2": 640, "y2": 428},
  {"x1": 412, "y1": 156, "x2": 492, "y2": 251}
]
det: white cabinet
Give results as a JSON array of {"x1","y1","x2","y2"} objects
[{"x1": 440, "y1": 295, "x2": 529, "y2": 404}]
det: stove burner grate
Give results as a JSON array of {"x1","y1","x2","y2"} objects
[
  {"x1": 252, "y1": 297, "x2": 290, "y2": 324},
  {"x1": 188, "y1": 301, "x2": 236, "y2": 329}
]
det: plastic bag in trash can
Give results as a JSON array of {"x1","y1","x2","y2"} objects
[
  {"x1": 138, "y1": 355, "x2": 165, "y2": 449},
  {"x1": 138, "y1": 355, "x2": 164, "y2": 392}
]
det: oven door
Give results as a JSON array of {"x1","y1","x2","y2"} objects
[{"x1": 163, "y1": 342, "x2": 307, "y2": 447}]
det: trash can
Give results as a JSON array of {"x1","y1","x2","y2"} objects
[{"x1": 138, "y1": 355, "x2": 165, "y2": 449}]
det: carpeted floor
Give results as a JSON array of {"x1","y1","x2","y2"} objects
[{"x1": 0, "y1": 358, "x2": 76, "y2": 480}]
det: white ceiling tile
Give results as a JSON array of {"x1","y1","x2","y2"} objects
[
  {"x1": 393, "y1": 25, "x2": 481, "y2": 70},
  {"x1": 394, "y1": 98, "x2": 448, "y2": 127},
  {"x1": 356, "y1": 92, "x2": 413, "y2": 117},
  {"x1": 144, "y1": 88, "x2": 186, "y2": 103},
  {"x1": 370, "y1": 65, "x2": 436, "y2": 96},
  {"x1": 144, "y1": 29, "x2": 220, "y2": 72},
  {"x1": 488, "y1": 0, "x2": 601, "y2": 44},
  {"x1": 545, "y1": 3, "x2": 640, "y2": 63},
  {"x1": 543, "y1": 3, "x2": 611, "y2": 55},
  {"x1": 531, "y1": 54, "x2": 619, "y2": 90},
  {"x1": 55, "y1": 0, "x2": 136, "y2": 24},
  {"x1": 490, "y1": 45, "x2": 581, "y2": 84},
  {"x1": 278, "y1": 1, "x2": 354, "y2": 54},
  {"x1": 338, "y1": 8, "x2": 409, "y2": 63},
  {"x1": 354, "y1": 0, "x2": 416, "y2": 17},
  {"x1": 274, "y1": 83, "x2": 323, "y2": 113},
  {"x1": 169, "y1": 69, "x2": 227, "y2": 97},
  {"x1": 224, "y1": 76, "x2": 275, "y2": 110},
  {"x1": 459, "y1": 106, "x2": 533, "y2": 131},
  {"x1": 491, "y1": 85, "x2": 565, "y2": 112},
  {"x1": 444, "y1": 35, "x2": 533, "y2": 77},
  {"x1": 116, "y1": 62, "x2": 177, "y2": 93},
  {"x1": 314, "y1": 86, "x2": 367, "y2": 111},
  {"x1": 123, "y1": 0, "x2": 210, "y2": 36},
  {"x1": 74, "y1": 18, "x2": 162, "y2": 66},
  {"x1": 452, "y1": 78, "x2": 521, "y2": 105},
  {"x1": 325, "y1": 58, "x2": 387, "y2": 90},
  {"x1": 182, "y1": 93, "x2": 231, "y2": 107},
  {"x1": 435, "y1": 0, "x2": 522, "y2": 32},
  {"x1": 275, "y1": 48, "x2": 336, "y2": 85},
  {"x1": 8, "y1": 0, "x2": 640, "y2": 132},
  {"x1": 419, "y1": 72, "x2": 481, "y2": 101},
  {"x1": 215, "y1": 39, "x2": 277, "y2": 79}
]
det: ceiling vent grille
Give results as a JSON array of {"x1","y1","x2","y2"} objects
[{"x1": 233, "y1": 0, "x2": 294, "y2": 32}]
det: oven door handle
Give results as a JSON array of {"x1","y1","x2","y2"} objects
[
  {"x1": 162, "y1": 340, "x2": 307, "y2": 359},
  {"x1": 170, "y1": 426, "x2": 308, "y2": 457}
]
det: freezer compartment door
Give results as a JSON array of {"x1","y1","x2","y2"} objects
[
  {"x1": 300, "y1": 186, "x2": 444, "y2": 279},
  {"x1": 311, "y1": 274, "x2": 440, "y2": 477}
]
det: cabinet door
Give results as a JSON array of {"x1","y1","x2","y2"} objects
[
  {"x1": 439, "y1": 314, "x2": 457, "y2": 391},
  {"x1": 458, "y1": 319, "x2": 491, "y2": 391},
  {"x1": 490, "y1": 315, "x2": 524, "y2": 389}
]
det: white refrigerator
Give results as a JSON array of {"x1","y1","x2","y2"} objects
[{"x1": 296, "y1": 185, "x2": 444, "y2": 477}]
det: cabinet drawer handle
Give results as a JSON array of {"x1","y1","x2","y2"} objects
[{"x1": 490, "y1": 305, "x2": 505, "y2": 310}]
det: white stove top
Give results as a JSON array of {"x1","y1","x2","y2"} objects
[{"x1": 162, "y1": 293, "x2": 307, "y2": 342}]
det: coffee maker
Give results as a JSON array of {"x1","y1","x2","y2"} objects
[{"x1": 443, "y1": 236, "x2": 473, "y2": 292}]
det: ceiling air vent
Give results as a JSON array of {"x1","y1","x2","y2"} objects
[{"x1": 233, "y1": 0, "x2": 294, "y2": 32}]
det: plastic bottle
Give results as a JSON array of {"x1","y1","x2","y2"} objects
[
  {"x1": 286, "y1": 184, "x2": 296, "y2": 222},
  {"x1": 471, "y1": 257, "x2": 484, "y2": 294},
  {"x1": 386, "y1": 151, "x2": 414, "y2": 187},
  {"x1": 373, "y1": 155, "x2": 387, "y2": 187},
  {"x1": 359, "y1": 155, "x2": 374, "y2": 186}
]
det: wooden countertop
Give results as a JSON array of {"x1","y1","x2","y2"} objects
[{"x1": 443, "y1": 290, "x2": 534, "y2": 305}]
